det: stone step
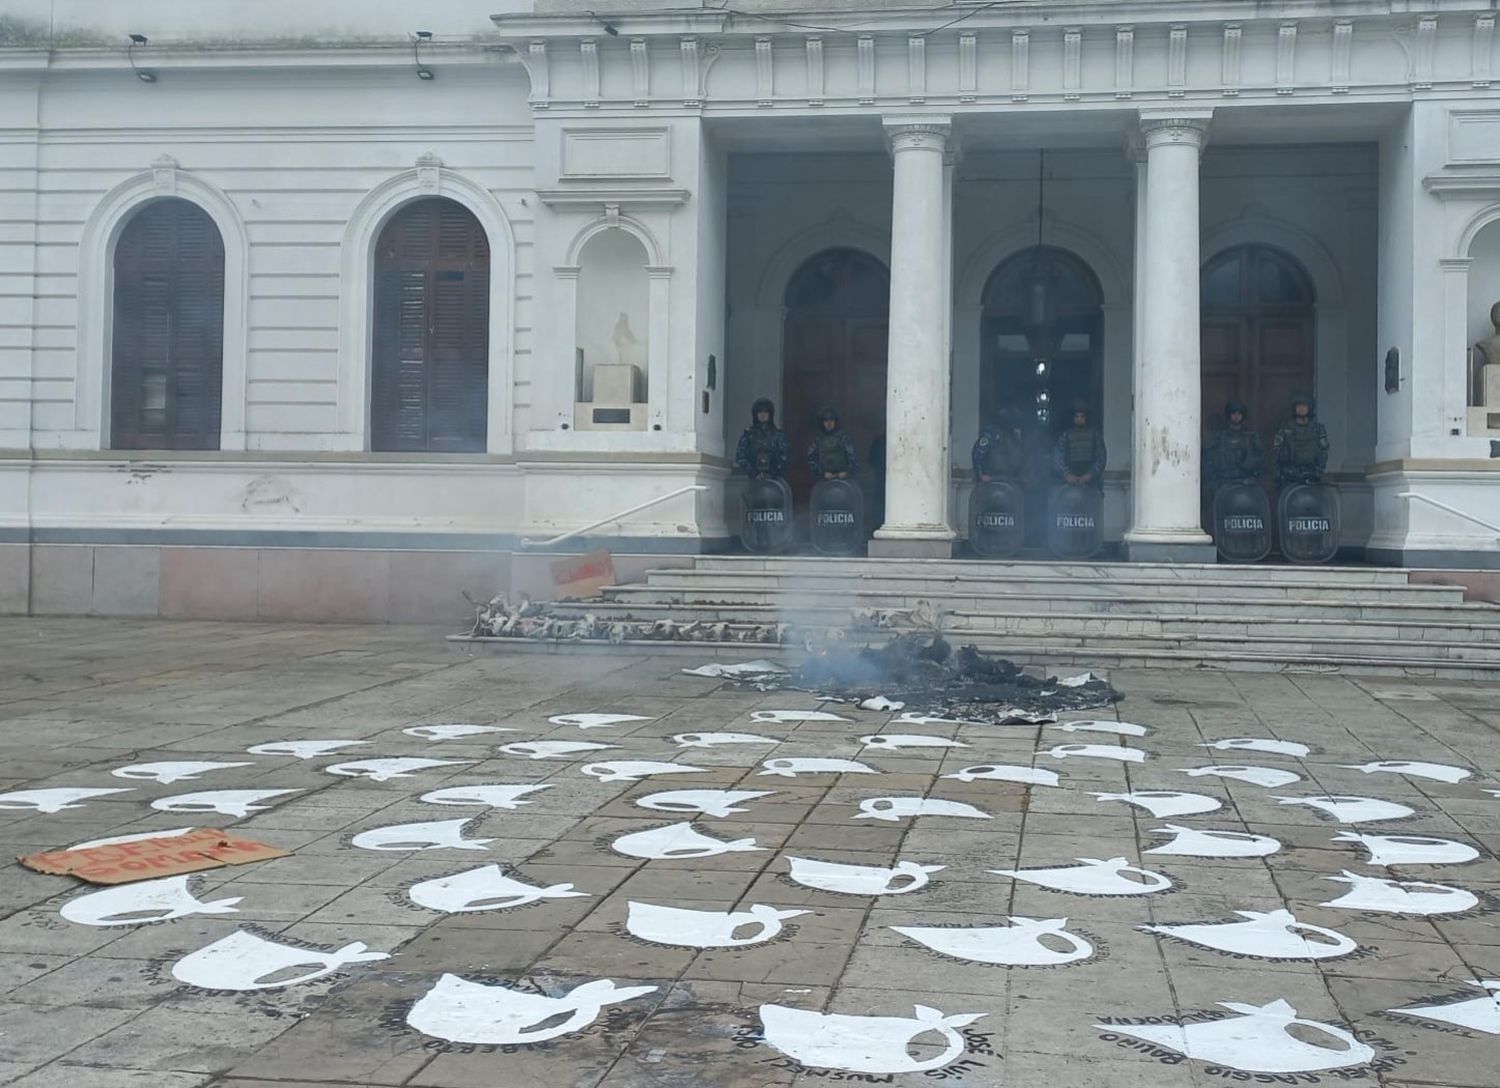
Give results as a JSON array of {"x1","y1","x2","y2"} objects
[
  {"x1": 942, "y1": 628, "x2": 1500, "y2": 663},
  {"x1": 947, "y1": 611, "x2": 1500, "y2": 643}
]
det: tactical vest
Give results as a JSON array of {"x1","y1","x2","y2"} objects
[
  {"x1": 747, "y1": 426, "x2": 781, "y2": 472},
  {"x1": 1284, "y1": 422, "x2": 1324, "y2": 466},
  {"x1": 1063, "y1": 428, "x2": 1100, "y2": 472},
  {"x1": 813, "y1": 432, "x2": 852, "y2": 474},
  {"x1": 1213, "y1": 429, "x2": 1257, "y2": 477},
  {"x1": 978, "y1": 433, "x2": 1024, "y2": 478}
]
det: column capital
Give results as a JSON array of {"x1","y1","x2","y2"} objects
[
  {"x1": 883, "y1": 114, "x2": 952, "y2": 154},
  {"x1": 1138, "y1": 108, "x2": 1212, "y2": 149}
]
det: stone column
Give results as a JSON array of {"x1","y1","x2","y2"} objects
[
  {"x1": 1124, "y1": 110, "x2": 1217, "y2": 563},
  {"x1": 871, "y1": 116, "x2": 955, "y2": 558}
]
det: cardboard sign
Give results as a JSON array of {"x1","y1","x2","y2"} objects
[
  {"x1": 551, "y1": 549, "x2": 615, "y2": 600},
  {"x1": 19, "y1": 828, "x2": 289, "y2": 885}
]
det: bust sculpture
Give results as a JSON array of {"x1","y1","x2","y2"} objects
[{"x1": 1474, "y1": 300, "x2": 1500, "y2": 407}]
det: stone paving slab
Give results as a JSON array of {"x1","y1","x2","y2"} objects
[{"x1": 0, "y1": 618, "x2": 1498, "y2": 1087}]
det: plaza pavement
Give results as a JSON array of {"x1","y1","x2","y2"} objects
[{"x1": 0, "y1": 617, "x2": 1498, "y2": 1087}]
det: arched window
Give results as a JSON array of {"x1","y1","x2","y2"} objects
[
  {"x1": 1200, "y1": 244, "x2": 1315, "y2": 455},
  {"x1": 372, "y1": 198, "x2": 489, "y2": 452},
  {"x1": 110, "y1": 198, "x2": 225, "y2": 449}
]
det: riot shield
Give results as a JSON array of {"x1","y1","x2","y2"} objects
[
  {"x1": 969, "y1": 480, "x2": 1025, "y2": 558},
  {"x1": 1277, "y1": 483, "x2": 1340, "y2": 564},
  {"x1": 1211, "y1": 483, "x2": 1273, "y2": 563},
  {"x1": 1046, "y1": 484, "x2": 1103, "y2": 559},
  {"x1": 810, "y1": 478, "x2": 865, "y2": 556},
  {"x1": 739, "y1": 477, "x2": 793, "y2": 554}
]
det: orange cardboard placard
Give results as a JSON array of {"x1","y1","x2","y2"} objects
[
  {"x1": 18, "y1": 827, "x2": 290, "y2": 885},
  {"x1": 551, "y1": 548, "x2": 616, "y2": 601}
]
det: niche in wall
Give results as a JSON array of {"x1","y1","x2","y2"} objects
[{"x1": 575, "y1": 229, "x2": 649, "y2": 430}]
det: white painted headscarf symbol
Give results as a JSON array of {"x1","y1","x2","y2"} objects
[
  {"x1": 1181, "y1": 765, "x2": 1301, "y2": 788},
  {"x1": 1144, "y1": 825, "x2": 1282, "y2": 859},
  {"x1": 626, "y1": 902, "x2": 809, "y2": 948},
  {"x1": 1340, "y1": 760, "x2": 1472, "y2": 784},
  {"x1": 498, "y1": 740, "x2": 618, "y2": 759},
  {"x1": 0, "y1": 787, "x2": 132, "y2": 813},
  {"x1": 898, "y1": 713, "x2": 986, "y2": 727},
  {"x1": 859, "y1": 734, "x2": 969, "y2": 751},
  {"x1": 759, "y1": 1003, "x2": 985, "y2": 1075},
  {"x1": 1321, "y1": 870, "x2": 1479, "y2": 916},
  {"x1": 111, "y1": 761, "x2": 255, "y2": 784},
  {"x1": 579, "y1": 760, "x2": 706, "y2": 783},
  {"x1": 407, "y1": 974, "x2": 658, "y2": 1045},
  {"x1": 151, "y1": 789, "x2": 299, "y2": 818},
  {"x1": 1142, "y1": 910, "x2": 1357, "y2": 960},
  {"x1": 1096, "y1": 999, "x2": 1373, "y2": 1074},
  {"x1": 759, "y1": 757, "x2": 878, "y2": 777},
  {"x1": 944, "y1": 764, "x2": 1060, "y2": 787},
  {"x1": 407, "y1": 865, "x2": 587, "y2": 913},
  {"x1": 854, "y1": 797, "x2": 992, "y2": 822},
  {"x1": 1389, "y1": 980, "x2": 1500, "y2": 1035},
  {"x1": 785, "y1": 857, "x2": 944, "y2": 896},
  {"x1": 1053, "y1": 720, "x2": 1150, "y2": 737},
  {"x1": 1091, "y1": 791, "x2": 1221, "y2": 818},
  {"x1": 350, "y1": 818, "x2": 493, "y2": 852},
  {"x1": 750, "y1": 710, "x2": 850, "y2": 723},
  {"x1": 171, "y1": 930, "x2": 388, "y2": 991},
  {"x1": 1331, "y1": 832, "x2": 1479, "y2": 867},
  {"x1": 671, "y1": 732, "x2": 781, "y2": 748},
  {"x1": 246, "y1": 739, "x2": 368, "y2": 759},
  {"x1": 419, "y1": 784, "x2": 552, "y2": 809},
  {"x1": 990, "y1": 857, "x2": 1172, "y2": 896},
  {"x1": 635, "y1": 789, "x2": 774, "y2": 818},
  {"x1": 72, "y1": 827, "x2": 193, "y2": 849},
  {"x1": 548, "y1": 713, "x2": 652, "y2": 729},
  {"x1": 892, "y1": 916, "x2": 1094, "y2": 967},
  {"x1": 324, "y1": 757, "x2": 471, "y2": 782},
  {"x1": 611, "y1": 821, "x2": 763, "y2": 860},
  {"x1": 59, "y1": 874, "x2": 241, "y2": 927},
  {"x1": 1045, "y1": 743, "x2": 1144, "y2": 763},
  {"x1": 1200, "y1": 738, "x2": 1310, "y2": 757},
  {"x1": 402, "y1": 724, "x2": 513, "y2": 740},
  {"x1": 1273, "y1": 795, "x2": 1414, "y2": 823}
]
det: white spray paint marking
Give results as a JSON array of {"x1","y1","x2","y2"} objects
[
  {"x1": 407, "y1": 974, "x2": 657, "y2": 1046},
  {"x1": 1053, "y1": 720, "x2": 1150, "y2": 737},
  {"x1": 419, "y1": 784, "x2": 552, "y2": 809},
  {"x1": 548, "y1": 713, "x2": 653, "y2": 729},
  {"x1": 682, "y1": 660, "x2": 787, "y2": 679},
  {"x1": 898, "y1": 713, "x2": 988, "y2": 727},
  {"x1": 1332, "y1": 832, "x2": 1480, "y2": 867},
  {"x1": 0, "y1": 787, "x2": 133, "y2": 813},
  {"x1": 892, "y1": 916, "x2": 1094, "y2": 967},
  {"x1": 247, "y1": 740, "x2": 369, "y2": 759},
  {"x1": 625, "y1": 902, "x2": 809, "y2": 948},
  {"x1": 635, "y1": 789, "x2": 775, "y2": 818},
  {"x1": 610, "y1": 822, "x2": 764, "y2": 860},
  {"x1": 750, "y1": 710, "x2": 851, "y2": 723},
  {"x1": 407, "y1": 865, "x2": 588, "y2": 913},
  {"x1": 1045, "y1": 743, "x2": 1144, "y2": 764},
  {"x1": 1200, "y1": 738, "x2": 1311, "y2": 757},
  {"x1": 1485, "y1": 789, "x2": 1500, "y2": 799},
  {"x1": 944, "y1": 764, "x2": 1060, "y2": 787},
  {"x1": 498, "y1": 740, "x2": 619, "y2": 760},
  {"x1": 579, "y1": 760, "x2": 707, "y2": 783},
  {"x1": 1096, "y1": 1000, "x2": 1373, "y2": 1074},
  {"x1": 759, "y1": 1003, "x2": 984, "y2": 1075},
  {"x1": 990, "y1": 857, "x2": 1172, "y2": 896},
  {"x1": 785, "y1": 857, "x2": 944, "y2": 896},
  {"x1": 111, "y1": 761, "x2": 255, "y2": 784},
  {"x1": 1389, "y1": 980, "x2": 1500, "y2": 1035},
  {"x1": 1340, "y1": 760, "x2": 1472, "y2": 784},
  {"x1": 1145, "y1": 825, "x2": 1282, "y2": 859},
  {"x1": 402, "y1": 724, "x2": 514, "y2": 740},
  {"x1": 171, "y1": 930, "x2": 388, "y2": 991},
  {"x1": 671, "y1": 732, "x2": 781, "y2": 748},
  {"x1": 759, "y1": 757, "x2": 878, "y2": 777},
  {"x1": 1092, "y1": 791, "x2": 1222, "y2": 818},
  {"x1": 859, "y1": 734, "x2": 969, "y2": 751},
  {"x1": 854, "y1": 797, "x2": 992, "y2": 822},
  {"x1": 60, "y1": 874, "x2": 241, "y2": 927},
  {"x1": 1142, "y1": 910, "x2": 1357, "y2": 960},
  {"x1": 1181, "y1": 765, "x2": 1302, "y2": 788},
  {"x1": 350, "y1": 818, "x2": 492, "y2": 852},
  {"x1": 151, "y1": 789, "x2": 299, "y2": 818},
  {"x1": 324, "y1": 757, "x2": 472, "y2": 782},
  {"x1": 72, "y1": 827, "x2": 193, "y2": 849},
  {"x1": 1274, "y1": 795, "x2": 1415, "y2": 823},
  {"x1": 1321, "y1": 870, "x2": 1480, "y2": 915}
]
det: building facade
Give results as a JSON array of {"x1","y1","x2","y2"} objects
[{"x1": 1, "y1": 0, "x2": 1498, "y2": 619}]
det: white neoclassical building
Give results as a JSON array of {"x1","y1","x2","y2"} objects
[{"x1": 1, "y1": 0, "x2": 1499, "y2": 619}]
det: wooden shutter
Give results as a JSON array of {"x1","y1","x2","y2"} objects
[
  {"x1": 372, "y1": 199, "x2": 489, "y2": 452},
  {"x1": 111, "y1": 199, "x2": 225, "y2": 450}
]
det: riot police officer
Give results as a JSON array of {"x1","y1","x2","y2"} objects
[
  {"x1": 1273, "y1": 394, "x2": 1329, "y2": 490},
  {"x1": 1206, "y1": 399, "x2": 1265, "y2": 489},
  {"x1": 807, "y1": 406, "x2": 859, "y2": 480},
  {"x1": 972, "y1": 409, "x2": 1026, "y2": 482},
  {"x1": 734, "y1": 397, "x2": 790, "y2": 479},
  {"x1": 1051, "y1": 402, "x2": 1106, "y2": 490}
]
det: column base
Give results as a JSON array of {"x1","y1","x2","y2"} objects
[
  {"x1": 868, "y1": 538, "x2": 955, "y2": 559},
  {"x1": 1125, "y1": 539, "x2": 1219, "y2": 563}
]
